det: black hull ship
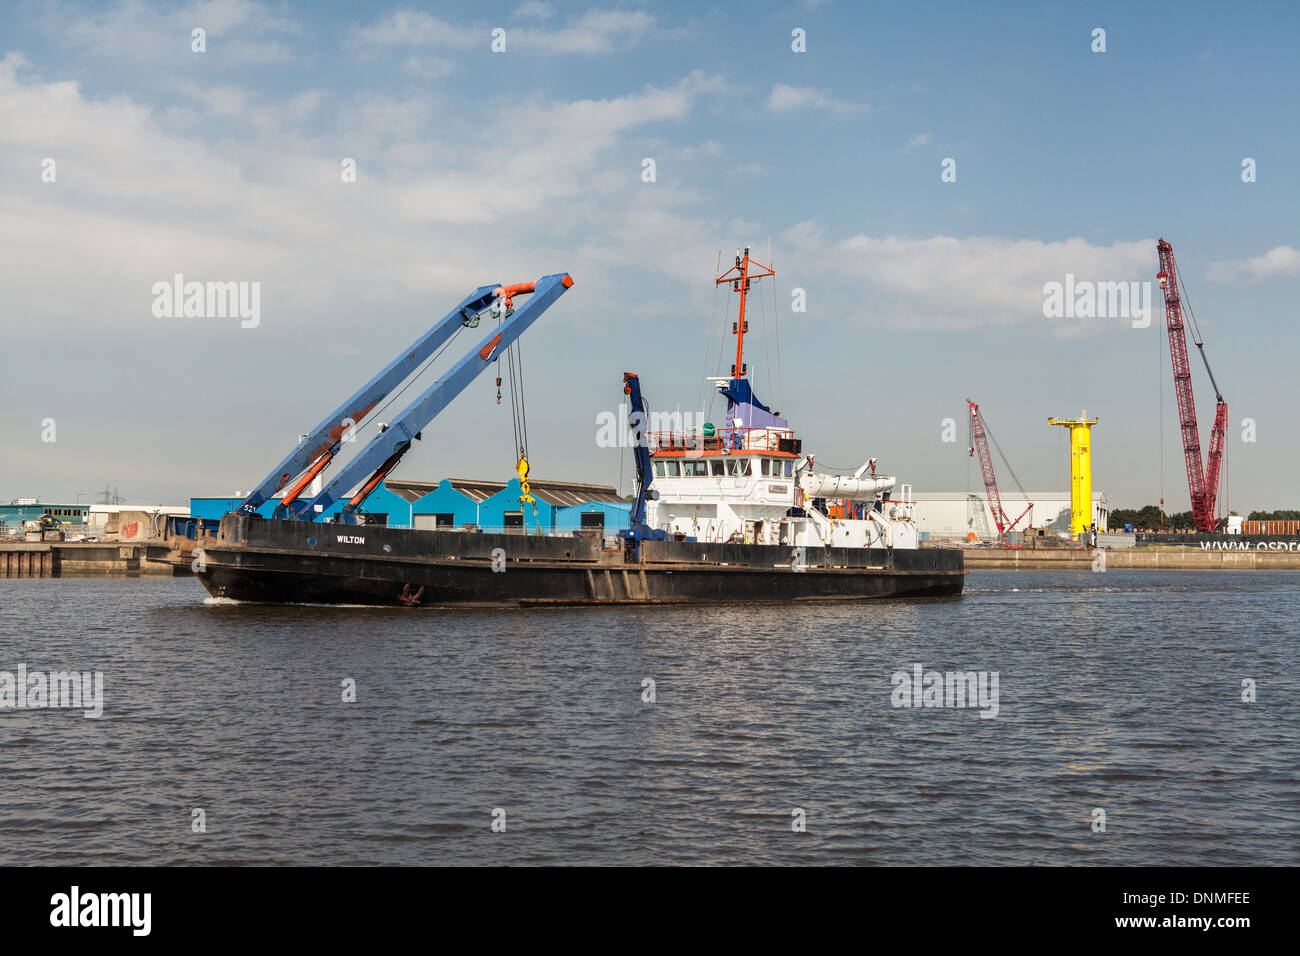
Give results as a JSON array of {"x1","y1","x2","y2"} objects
[
  {"x1": 148, "y1": 264, "x2": 964, "y2": 606},
  {"x1": 150, "y1": 514, "x2": 963, "y2": 607}
]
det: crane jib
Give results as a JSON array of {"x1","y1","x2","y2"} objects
[
  {"x1": 1156, "y1": 238, "x2": 1226, "y2": 532},
  {"x1": 236, "y1": 274, "x2": 573, "y2": 523}
]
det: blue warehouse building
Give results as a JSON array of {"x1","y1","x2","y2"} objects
[
  {"x1": 192, "y1": 478, "x2": 628, "y2": 534},
  {"x1": 190, "y1": 483, "x2": 414, "y2": 526},
  {"x1": 387, "y1": 478, "x2": 628, "y2": 534}
]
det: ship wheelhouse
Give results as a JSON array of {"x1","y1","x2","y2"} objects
[{"x1": 635, "y1": 245, "x2": 917, "y2": 550}]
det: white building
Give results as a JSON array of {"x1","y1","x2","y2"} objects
[
  {"x1": 909, "y1": 491, "x2": 1109, "y2": 540},
  {"x1": 84, "y1": 504, "x2": 189, "y2": 540}
]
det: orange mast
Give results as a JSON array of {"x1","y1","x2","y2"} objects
[{"x1": 715, "y1": 246, "x2": 774, "y2": 379}]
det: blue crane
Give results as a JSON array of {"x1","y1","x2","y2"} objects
[
  {"x1": 236, "y1": 273, "x2": 574, "y2": 523},
  {"x1": 618, "y1": 372, "x2": 664, "y2": 544}
]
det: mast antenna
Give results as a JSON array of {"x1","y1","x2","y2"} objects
[{"x1": 715, "y1": 245, "x2": 774, "y2": 380}]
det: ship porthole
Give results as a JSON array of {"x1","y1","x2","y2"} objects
[
  {"x1": 307, "y1": 537, "x2": 317, "y2": 547},
  {"x1": 383, "y1": 544, "x2": 392, "y2": 553}
]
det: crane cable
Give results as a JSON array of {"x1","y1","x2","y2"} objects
[
  {"x1": 981, "y1": 411, "x2": 1031, "y2": 502},
  {"x1": 1159, "y1": 306, "x2": 1166, "y2": 520},
  {"x1": 350, "y1": 324, "x2": 466, "y2": 443},
  {"x1": 1174, "y1": 250, "x2": 1228, "y2": 522},
  {"x1": 708, "y1": 252, "x2": 730, "y2": 426},
  {"x1": 770, "y1": 239, "x2": 784, "y2": 417},
  {"x1": 497, "y1": 313, "x2": 539, "y2": 533},
  {"x1": 1177, "y1": 255, "x2": 1225, "y2": 399},
  {"x1": 496, "y1": 314, "x2": 529, "y2": 463},
  {"x1": 757, "y1": 267, "x2": 773, "y2": 409}
]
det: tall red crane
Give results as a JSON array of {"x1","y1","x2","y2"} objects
[
  {"x1": 967, "y1": 399, "x2": 1032, "y2": 540},
  {"x1": 1155, "y1": 239, "x2": 1227, "y2": 532}
]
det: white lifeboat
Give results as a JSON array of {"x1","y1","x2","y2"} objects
[{"x1": 800, "y1": 472, "x2": 896, "y2": 501}]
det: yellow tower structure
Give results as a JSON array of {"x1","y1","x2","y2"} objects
[{"x1": 1047, "y1": 410, "x2": 1098, "y2": 535}]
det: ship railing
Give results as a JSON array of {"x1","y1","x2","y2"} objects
[
  {"x1": 646, "y1": 426, "x2": 796, "y2": 453},
  {"x1": 406, "y1": 524, "x2": 619, "y2": 539}
]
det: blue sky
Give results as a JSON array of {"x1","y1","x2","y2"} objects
[{"x1": 3, "y1": 0, "x2": 1297, "y2": 512}]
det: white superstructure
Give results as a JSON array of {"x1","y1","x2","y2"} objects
[
  {"x1": 644, "y1": 423, "x2": 917, "y2": 548},
  {"x1": 638, "y1": 247, "x2": 920, "y2": 551}
]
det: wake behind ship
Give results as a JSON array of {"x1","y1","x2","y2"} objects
[{"x1": 148, "y1": 259, "x2": 963, "y2": 605}]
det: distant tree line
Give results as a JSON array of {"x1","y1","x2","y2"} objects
[
  {"x1": 1108, "y1": 507, "x2": 1300, "y2": 530},
  {"x1": 1108, "y1": 507, "x2": 1193, "y2": 530}
]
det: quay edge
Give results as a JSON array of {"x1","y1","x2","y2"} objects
[{"x1": 962, "y1": 547, "x2": 1300, "y2": 570}]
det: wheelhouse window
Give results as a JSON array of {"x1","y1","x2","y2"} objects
[
  {"x1": 684, "y1": 460, "x2": 708, "y2": 477},
  {"x1": 654, "y1": 461, "x2": 666, "y2": 477},
  {"x1": 784, "y1": 461, "x2": 793, "y2": 477},
  {"x1": 664, "y1": 461, "x2": 680, "y2": 477},
  {"x1": 710, "y1": 460, "x2": 724, "y2": 476},
  {"x1": 731, "y1": 459, "x2": 750, "y2": 477}
]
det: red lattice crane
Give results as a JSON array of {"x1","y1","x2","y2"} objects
[
  {"x1": 1155, "y1": 239, "x2": 1227, "y2": 532},
  {"x1": 967, "y1": 399, "x2": 1033, "y2": 540}
]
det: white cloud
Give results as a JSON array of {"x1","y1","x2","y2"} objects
[
  {"x1": 515, "y1": 9, "x2": 654, "y2": 53},
  {"x1": 781, "y1": 222, "x2": 1154, "y2": 330},
  {"x1": 0, "y1": 56, "x2": 727, "y2": 341},
  {"x1": 1207, "y1": 246, "x2": 1300, "y2": 282},
  {"x1": 401, "y1": 55, "x2": 457, "y2": 79},
  {"x1": 513, "y1": 1, "x2": 555, "y2": 19},
  {"x1": 50, "y1": 0, "x2": 300, "y2": 65},
  {"x1": 354, "y1": 7, "x2": 654, "y2": 55},
  {"x1": 0, "y1": 44, "x2": 1147, "y2": 347},
  {"x1": 767, "y1": 83, "x2": 865, "y2": 114},
  {"x1": 671, "y1": 139, "x2": 724, "y2": 161},
  {"x1": 905, "y1": 132, "x2": 932, "y2": 151},
  {"x1": 353, "y1": 11, "x2": 480, "y2": 49}
]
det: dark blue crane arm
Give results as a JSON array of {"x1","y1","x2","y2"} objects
[
  {"x1": 618, "y1": 371, "x2": 663, "y2": 542},
  {"x1": 623, "y1": 372, "x2": 653, "y2": 527},
  {"x1": 236, "y1": 283, "x2": 504, "y2": 517},
  {"x1": 303, "y1": 272, "x2": 574, "y2": 522}
]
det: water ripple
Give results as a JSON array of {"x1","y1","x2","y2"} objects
[{"x1": 1, "y1": 571, "x2": 1297, "y2": 865}]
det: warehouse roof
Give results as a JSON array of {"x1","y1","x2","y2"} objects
[{"x1": 385, "y1": 478, "x2": 626, "y2": 507}]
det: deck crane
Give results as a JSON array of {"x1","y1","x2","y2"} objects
[
  {"x1": 967, "y1": 399, "x2": 1032, "y2": 543},
  {"x1": 1155, "y1": 239, "x2": 1227, "y2": 532},
  {"x1": 235, "y1": 273, "x2": 573, "y2": 524},
  {"x1": 618, "y1": 372, "x2": 665, "y2": 549}
]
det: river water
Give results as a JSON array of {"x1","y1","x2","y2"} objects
[{"x1": 1, "y1": 571, "x2": 1295, "y2": 865}]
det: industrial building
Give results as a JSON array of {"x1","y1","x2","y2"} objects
[
  {"x1": 908, "y1": 490, "x2": 1109, "y2": 540},
  {"x1": 0, "y1": 499, "x2": 90, "y2": 536},
  {"x1": 191, "y1": 478, "x2": 629, "y2": 534},
  {"x1": 1, "y1": 499, "x2": 186, "y2": 539},
  {"x1": 387, "y1": 478, "x2": 628, "y2": 534},
  {"x1": 83, "y1": 505, "x2": 189, "y2": 539}
]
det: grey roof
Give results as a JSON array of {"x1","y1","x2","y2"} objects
[{"x1": 386, "y1": 478, "x2": 625, "y2": 507}]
